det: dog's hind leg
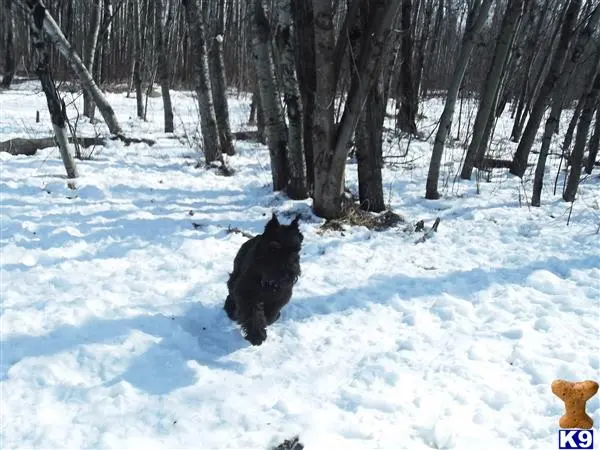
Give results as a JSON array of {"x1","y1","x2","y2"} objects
[{"x1": 224, "y1": 294, "x2": 237, "y2": 321}]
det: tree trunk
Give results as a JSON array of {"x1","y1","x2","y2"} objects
[
  {"x1": 16, "y1": 0, "x2": 123, "y2": 136},
  {"x1": 563, "y1": 70, "x2": 600, "y2": 202},
  {"x1": 133, "y1": 0, "x2": 144, "y2": 119},
  {"x1": 209, "y1": 0, "x2": 235, "y2": 156},
  {"x1": 26, "y1": 1, "x2": 78, "y2": 178},
  {"x1": 1, "y1": 0, "x2": 16, "y2": 88},
  {"x1": 82, "y1": 0, "x2": 101, "y2": 119},
  {"x1": 350, "y1": 0, "x2": 385, "y2": 212},
  {"x1": 311, "y1": 0, "x2": 337, "y2": 218},
  {"x1": 98, "y1": 0, "x2": 112, "y2": 86},
  {"x1": 182, "y1": 0, "x2": 222, "y2": 164},
  {"x1": 531, "y1": 4, "x2": 600, "y2": 206},
  {"x1": 357, "y1": 75, "x2": 386, "y2": 212},
  {"x1": 254, "y1": 80, "x2": 266, "y2": 144},
  {"x1": 460, "y1": 0, "x2": 524, "y2": 180},
  {"x1": 510, "y1": 2, "x2": 553, "y2": 142},
  {"x1": 249, "y1": 94, "x2": 257, "y2": 124},
  {"x1": 209, "y1": 35, "x2": 235, "y2": 155},
  {"x1": 292, "y1": 0, "x2": 316, "y2": 193},
  {"x1": 414, "y1": 0, "x2": 434, "y2": 100},
  {"x1": 562, "y1": 92, "x2": 584, "y2": 157},
  {"x1": 422, "y1": 0, "x2": 444, "y2": 97},
  {"x1": 252, "y1": 0, "x2": 288, "y2": 191},
  {"x1": 155, "y1": 0, "x2": 174, "y2": 133},
  {"x1": 425, "y1": 0, "x2": 493, "y2": 200},
  {"x1": 313, "y1": 0, "x2": 402, "y2": 219},
  {"x1": 585, "y1": 107, "x2": 600, "y2": 175},
  {"x1": 509, "y1": 0, "x2": 580, "y2": 178},
  {"x1": 396, "y1": 0, "x2": 418, "y2": 135},
  {"x1": 276, "y1": 0, "x2": 308, "y2": 199}
]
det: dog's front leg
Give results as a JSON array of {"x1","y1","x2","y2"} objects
[{"x1": 239, "y1": 300, "x2": 268, "y2": 346}]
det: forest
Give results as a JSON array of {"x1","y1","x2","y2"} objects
[{"x1": 1, "y1": 0, "x2": 599, "y2": 449}]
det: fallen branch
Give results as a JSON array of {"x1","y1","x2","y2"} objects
[
  {"x1": 1, "y1": 135, "x2": 156, "y2": 156},
  {"x1": 415, "y1": 217, "x2": 441, "y2": 244},
  {"x1": 226, "y1": 225, "x2": 254, "y2": 239}
]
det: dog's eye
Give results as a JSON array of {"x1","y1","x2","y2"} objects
[{"x1": 268, "y1": 241, "x2": 281, "y2": 250}]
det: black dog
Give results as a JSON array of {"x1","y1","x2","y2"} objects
[{"x1": 224, "y1": 213, "x2": 303, "y2": 345}]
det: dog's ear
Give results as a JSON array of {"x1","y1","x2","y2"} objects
[
  {"x1": 264, "y1": 213, "x2": 279, "y2": 233},
  {"x1": 290, "y1": 214, "x2": 301, "y2": 228}
]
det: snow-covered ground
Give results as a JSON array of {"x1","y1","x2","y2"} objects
[{"x1": 1, "y1": 81, "x2": 599, "y2": 449}]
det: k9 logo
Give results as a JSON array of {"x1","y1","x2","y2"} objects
[{"x1": 558, "y1": 429, "x2": 595, "y2": 449}]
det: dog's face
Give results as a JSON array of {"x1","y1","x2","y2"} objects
[{"x1": 255, "y1": 213, "x2": 303, "y2": 289}]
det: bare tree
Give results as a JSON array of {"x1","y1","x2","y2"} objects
[
  {"x1": 562, "y1": 91, "x2": 585, "y2": 157},
  {"x1": 82, "y1": 0, "x2": 102, "y2": 119},
  {"x1": 1, "y1": 0, "x2": 16, "y2": 88},
  {"x1": 15, "y1": 0, "x2": 123, "y2": 136},
  {"x1": 396, "y1": 0, "x2": 418, "y2": 135},
  {"x1": 25, "y1": 0, "x2": 78, "y2": 178},
  {"x1": 155, "y1": 0, "x2": 174, "y2": 132},
  {"x1": 276, "y1": 0, "x2": 308, "y2": 199},
  {"x1": 353, "y1": 0, "x2": 386, "y2": 212},
  {"x1": 209, "y1": 1, "x2": 235, "y2": 155},
  {"x1": 252, "y1": 0, "x2": 288, "y2": 190},
  {"x1": 563, "y1": 67, "x2": 600, "y2": 202},
  {"x1": 585, "y1": 108, "x2": 600, "y2": 175},
  {"x1": 509, "y1": 0, "x2": 581, "y2": 178},
  {"x1": 460, "y1": 0, "x2": 525, "y2": 180},
  {"x1": 312, "y1": 0, "x2": 401, "y2": 218},
  {"x1": 531, "y1": 4, "x2": 600, "y2": 206},
  {"x1": 182, "y1": 0, "x2": 222, "y2": 164},
  {"x1": 292, "y1": 0, "x2": 317, "y2": 192},
  {"x1": 132, "y1": 0, "x2": 145, "y2": 118},
  {"x1": 356, "y1": 75, "x2": 386, "y2": 212},
  {"x1": 425, "y1": 0, "x2": 493, "y2": 200},
  {"x1": 310, "y1": 0, "x2": 338, "y2": 217},
  {"x1": 413, "y1": 0, "x2": 434, "y2": 100}
]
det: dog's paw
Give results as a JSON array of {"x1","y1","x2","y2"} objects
[{"x1": 245, "y1": 327, "x2": 267, "y2": 346}]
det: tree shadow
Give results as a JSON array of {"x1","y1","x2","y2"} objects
[
  {"x1": 1, "y1": 300, "x2": 248, "y2": 395},
  {"x1": 285, "y1": 254, "x2": 599, "y2": 323}
]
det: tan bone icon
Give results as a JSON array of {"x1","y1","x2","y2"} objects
[{"x1": 551, "y1": 379, "x2": 599, "y2": 429}]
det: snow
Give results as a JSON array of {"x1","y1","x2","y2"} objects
[{"x1": 1, "y1": 81, "x2": 599, "y2": 449}]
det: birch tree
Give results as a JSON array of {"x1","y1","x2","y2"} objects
[
  {"x1": 425, "y1": 0, "x2": 493, "y2": 200},
  {"x1": 82, "y1": 0, "x2": 102, "y2": 119},
  {"x1": 209, "y1": 0, "x2": 235, "y2": 156},
  {"x1": 132, "y1": 0, "x2": 144, "y2": 119},
  {"x1": 276, "y1": 0, "x2": 308, "y2": 199},
  {"x1": 15, "y1": 0, "x2": 123, "y2": 136},
  {"x1": 25, "y1": 0, "x2": 78, "y2": 178},
  {"x1": 252, "y1": 0, "x2": 288, "y2": 190},
  {"x1": 182, "y1": 0, "x2": 222, "y2": 164},
  {"x1": 155, "y1": 0, "x2": 174, "y2": 132}
]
